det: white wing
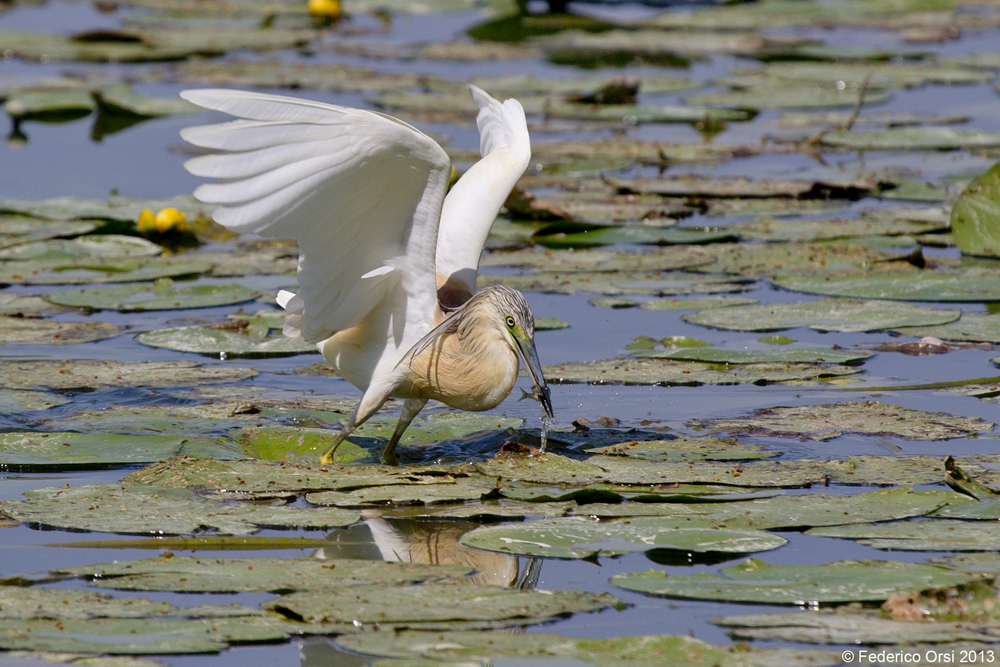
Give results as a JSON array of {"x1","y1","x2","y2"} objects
[
  {"x1": 179, "y1": 89, "x2": 451, "y2": 345},
  {"x1": 435, "y1": 86, "x2": 531, "y2": 306}
]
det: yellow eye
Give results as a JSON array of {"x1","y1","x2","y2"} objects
[{"x1": 505, "y1": 316, "x2": 516, "y2": 328}]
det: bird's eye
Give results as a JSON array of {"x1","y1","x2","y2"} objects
[{"x1": 505, "y1": 316, "x2": 516, "y2": 328}]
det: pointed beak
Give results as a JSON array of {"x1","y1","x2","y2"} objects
[{"x1": 514, "y1": 332, "x2": 554, "y2": 420}]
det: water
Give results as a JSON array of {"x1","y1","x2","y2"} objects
[{"x1": 2, "y1": 2, "x2": 1000, "y2": 666}]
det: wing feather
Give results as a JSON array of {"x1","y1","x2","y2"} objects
[
  {"x1": 435, "y1": 86, "x2": 531, "y2": 301},
  {"x1": 180, "y1": 89, "x2": 450, "y2": 345}
]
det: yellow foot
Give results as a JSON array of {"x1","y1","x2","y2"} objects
[
  {"x1": 380, "y1": 448, "x2": 398, "y2": 466},
  {"x1": 319, "y1": 451, "x2": 335, "y2": 465}
]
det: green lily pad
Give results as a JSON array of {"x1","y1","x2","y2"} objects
[
  {"x1": 879, "y1": 179, "x2": 968, "y2": 202},
  {"x1": 931, "y1": 499, "x2": 1000, "y2": 520},
  {"x1": 0, "y1": 585, "x2": 264, "y2": 621},
  {"x1": 635, "y1": 347, "x2": 872, "y2": 365},
  {"x1": 0, "y1": 432, "x2": 211, "y2": 470},
  {"x1": 57, "y1": 555, "x2": 471, "y2": 593},
  {"x1": 532, "y1": 224, "x2": 735, "y2": 249},
  {"x1": 684, "y1": 298, "x2": 960, "y2": 332},
  {"x1": 3, "y1": 90, "x2": 95, "y2": 121},
  {"x1": 0, "y1": 389, "x2": 70, "y2": 412},
  {"x1": 305, "y1": 476, "x2": 497, "y2": 507},
  {"x1": 951, "y1": 163, "x2": 1000, "y2": 258},
  {"x1": 336, "y1": 629, "x2": 841, "y2": 666},
  {"x1": 661, "y1": 335, "x2": 713, "y2": 348},
  {"x1": 416, "y1": 500, "x2": 575, "y2": 520},
  {"x1": 583, "y1": 436, "x2": 771, "y2": 462},
  {"x1": 611, "y1": 558, "x2": 975, "y2": 604},
  {"x1": 46, "y1": 281, "x2": 259, "y2": 311},
  {"x1": 479, "y1": 246, "x2": 716, "y2": 273},
  {"x1": 0, "y1": 256, "x2": 212, "y2": 285},
  {"x1": 0, "y1": 216, "x2": 98, "y2": 248},
  {"x1": 534, "y1": 317, "x2": 568, "y2": 330},
  {"x1": 506, "y1": 190, "x2": 689, "y2": 224},
  {"x1": 694, "y1": 242, "x2": 907, "y2": 279},
  {"x1": 0, "y1": 194, "x2": 211, "y2": 224},
  {"x1": 481, "y1": 270, "x2": 752, "y2": 297},
  {"x1": 807, "y1": 520, "x2": 1000, "y2": 551},
  {"x1": 96, "y1": 84, "x2": 200, "y2": 117},
  {"x1": 638, "y1": 296, "x2": 759, "y2": 310},
  {"x1": 0, "y1": 360, "x2": 256, "y2": 390},
  {"x1": 0, "y1": 316, "x2": 120, "y2": 346},
  {"x1": 46, "y1": 536, "x2": 332, "y2": 550},
  {"x1": 0, "y1": 235, "x2": 162, "y2": 261},
  {"x1": 759, "y1": 335, "x2": 796, "y2": 345},
  {"x1": 737, "y1": 215, "x2": 948, "y2": 243},
  {"x1": 685, "y1": 85, "x2": 893, "y2": 110},
  {"x1": 136, "y1": 326, "x2": 317, "y2": 358},
  {"x1": 893, "y1": 312, "x2": 1000, "y2": 342},
  {"x1": 699, "y1": 400, "x2": 994, "y2": 441},
  {"x1": 460, "y1": 516, "x2": 786, "y2": 559},
  {"x1": 773, "y1": 272, "x2": 1000, "y2": 302},
  {"x1": 265, "y1": 583, "x2": 620, "y2": 627},
  {"x1": 821, "y1": 127, "x2": 1000, "y2": 150},
  {"x1": 1, "y1": 484, "x2": 360, "y2": 535},
  {"x1": 606, "y1": 175, "x2": 877, "y2": 199},
  {"x1": 543, "y1": 357, "x2": 861, "y2": 385},
  {"x1": 570, "y1": 487, "x2": 963, "y2": 526}
]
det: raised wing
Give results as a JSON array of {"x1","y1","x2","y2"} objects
[
  {"x1": 435, "y1": 86, "x2": 531, "y2": 308},
  {"x1": 180, "y1": 89, "x2": 451, "y2": 344}
]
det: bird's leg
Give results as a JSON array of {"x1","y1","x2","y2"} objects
[
  {"x1": 381, "y1": 398, "x2": 427, "y2": 466},
  {"x1": 319, "y1": 390, "x2": 390, "y2": 465}
]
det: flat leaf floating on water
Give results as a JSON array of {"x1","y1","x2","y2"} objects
[
  {"x1": 0, "y1": 216, "x2": 98, "y2": 249},
  {"x1": 698, "y1": 401, "x2": 994, "y2": 441},
  {"x1": 684, "y1": 298, "x2": 960, "y2": 332},
  {"x1": 56, "y1": 555, "x2": 472, "y2": 593},
  {"x1": 583, "y1": 436, "x2": 773, "y2": 462},
  {"x1": 569, "y1": 487, "x2": 965, "y2": 526},
  {"x1": 636, "y1": 296, "x2": 759, "y2": 310},
  {"x1": 263, "y1": 583, "x2": 621, "y2": 629},
  {"x1": 531, "y1": 223, "x2": 736, "y2": 249},
  {"x1": 1, "y1": 484, "x2": 360, "y2": 535},
  {"x1": 136, "y1": 326, "x2": 317, "y2": 358},
  {"x1": 685, "y1": 85, "x2": 894, "y2": 110},
  {"x1": 0, "y1": 316, "x2": 120, "y2": 346},
  {"x1": 605, "y1": 174, "x2": 880, "y2": 199},
  {"x1": 459, "y1": 516, "x2": 787, "y2": 559},
  {"x1": 0, "y1": 432, "x2": 217, "y2": 471},
  {"x1": 47, "y1": 281, "x2": 260, "y2": 311},
  {"x1": 480, "y1": 246, "x2": 717, "y2": 273},
  {"x1": 482, "y1": 270, "x2": 753, "y2": 296},
  {"x1": 0, "y1": 256, "x2": 213, "y2": 285},
  {"x1": 950, "y1": 163, "x2": 1000, "y2": 258},
  {"x1": 542, "y1": 357, "x2": 862, "y2": 385},
  {"x1": 0, "y1": 194, "x2": 211, "y2": 223},
  {"x1": 611, "y1": 558, "x2": 977, "y2": 604},
  {"x1": 890, "y1": 311, "x2": 1000, "y2": 341},
  {"x1": 693, "y1": 242, "x2": 922, "y2": 279},
  {"x1": 0, "y1": 360, "x2": 256, "y2": 390},
  {"x1": 773, "y1": 272, "x2": 1000, "y2": 302},
  {"x1": 736, "y1": 215, "x2": 948, "y2": 243},
  {"x1": 807, "y1": 520, "x2": 1000, "y2": 551},
  {"x1": 0, "y1": 234, "x2": 162, "y2": 261},
  {"x1": 336, "y1": 630, "x2": 842, "y2": 666},
  {"x1": 633, "y1": 347, "x2": 872, "y2": 365},
  {"x1": 820, "y1": 127, "x2": 1000, "y2": 150}
]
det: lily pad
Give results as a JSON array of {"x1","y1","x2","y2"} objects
[
  {"x1": 821, "y1": 127, "x2": 1000, "y2": 150},
  {"x1": 57, "y1": 555, "x2": 471, "y2": 593},
  {"x1": 0, "y1": 216, "x2": 98, "y2": 248},
  {"x1": 737, "y1": 215, "x2": 947, "y2": 243},
  {"x1": 0, "y1": 316, "x2": 120, "y2": 346},
  {"x1": 685, "y1": 85, "x2": 893, "y2": 110},
  {"x1": 534, "y1": 317, "x2": 568, "y2": 330},
  {"x1": 0, "y1": 256, "x2": 212, "y2": 285},
  {"x1": 0, "y1": 194, "x2": 210, "y2": 224},
  {"x1": 46, "y1": 281, "x2": 259, "y2": 311},
  {"x1": 480, "y1": 246, "x2": 716, "y2": 273},
  {"x1": 543, "y1": 357, "x2": 861, "y2": 385},
  {"x1": 1, "y1": 484, "x2": 360, "y2": 535},
  {"x1": 532, "y1": 224, "x2": 735, "y2": 249},
  {"x1": 96, "y1": 84, "x2": 200, "y2": 117},
  {"x1": 0, "y1": 389, "x2": 70, "y2": 412},
  {"x1": 0, "y1": 235, "x2": 162, "y2": 261},
  {"x1": 459, "y1": 516, "x2": 787, "y2": 559},
  {"x1": 606, "y1": 175, "x2": 877, "y2": 199},
  {"x1": 773, "y1": 272, "x2": 1000, "y2": 302},
  {"x1": 951, "y1": 163, "x2": 1000, "y2": 258},
  {"x1": 136, "y1": 326, "x2": 317, "y2": 358},
  {"x1": 684, "y1": 298, "x2": 960, "y2": 332},
  {"x1": 264, "y1": 583, "x2": 620, "y2": 627},
  {"x1": 611, "y1": 558, "x2": 975, "y2": 604},
  {"x1": 0, "y1": 432, "x2": 215, "y2": 470},
  {"x1": 306, "y1": 476, "x2": 498, "y2": 507},
  {"x1": 481, "y1": 270, "x2": 752, "y2": 296},
  {"x1": 639, "y1": 296, "x2": 759, "y2": 310},
  {"x1": 807, "y1": 520, "x2": 1000, "y2": 551},
  {"x1": 0, "y1": 360, "x2": 256, "y2": 390},
  {"x1": 335, "y1": 629, "x2": 841, "y2": 666},
  {"x1": 635, "y1": 347, "x2": 871, "y2": 365},
  {"x1": 3, "y1": 90, "x2": 95, "y2": 121},
  {"x1": 699, "y1": 401, "x2": 993, "y2": 441},
  {"x1": 583, "y1": 436, "x2": 771, "y2": 462},
  {"x1": 694, "y1": 242, "x2": 906, "y2": 279},
  {"x1": 46, "y1": 536, "x2": 332, "y2": 550},
  {"x1": 570, "y1": 487, "x2": 963, "y2": 526}
]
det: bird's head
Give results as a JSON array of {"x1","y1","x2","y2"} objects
[{"x1": 475, "y1": 285, "x2": 554, "y2": 420}]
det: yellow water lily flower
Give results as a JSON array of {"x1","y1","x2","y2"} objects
[
  {"x1": 307, "y1": 0, "x2": 340, "y2": 18},
  {"x1": 137, "y1": 207, "x2": 187, "y2": 235}
]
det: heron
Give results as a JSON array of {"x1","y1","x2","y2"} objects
[{"x1": 179, "y1": 86, "x2": 553, "y2": 465}]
